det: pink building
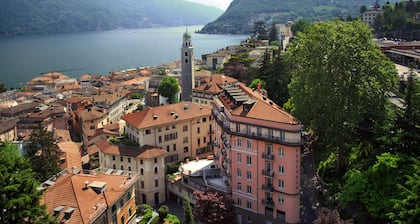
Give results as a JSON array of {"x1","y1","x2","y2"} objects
[{"x1": 212, "y1": 83, "x2": 302, "y2": 224}]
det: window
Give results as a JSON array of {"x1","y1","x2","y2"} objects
[
  {"x1": 141, "y1": 168, "x2": 144, "y2": 175},
  {"x1": 185, "y1": 52, "x2": 188, "y2": 56},
  {"x1": 155, "y1": 179, "x2": 159, "y2": 187},
  {"x1": 247, "y1": 201, "x2": 252, "y2": 209},
  {"x1": 278, "y1": 193, "x2": 284, "y2": 204},
  {"x1": 266, "y1": 145, "x2": 273, "y2": 155},
  {"x1": 183, "y1": 137, "x2": 188, "y2": 143},
  {"x1": 120, "y1": 157, "x2": 123, "y2": 162},
  {"x1": 203, "y1": 137, "x2": 206, "y2": 143},
  {"x1": 128, "y1": 166, "x2": 131, "y2": 171},
  {"x1": 185, "y1": 58, "x2": 188, "y2": 63},
  {"x1": 166, "y1": 145, "x2": 170, "y2": 152},
  {"x1": 145, "y1": 129, "x2": 151, "y2": 135},
  {"x1": 246, "y1": 171, "x2": 252, "y2": 180},
  {"x1": 113, "y1": 164, "x2": 116, "y2": 169},
  {"x1": 268, "y1": 129, "x2": 273, "y2": 138},
  {"x1": 173, "y1": 144, "x2": 176, "y2": 151},
  {"x1": 237, "y1": 183, "x2": 242, "y2": 191},
  {"x1": 197, "y1": 138, "x2": 200, "y2": 145},
  {"x1": 237, "y1": 197, "x2": 242, "y2": 206},
  {"x1": 279, "y1": 130, "x2": 285, "y2": 140},
  {"x1": 121, "y1": 165, "x2": 124, "y2": 170},
  {"x1": 155, "y1": 167, "x2": 158, "y2": 174},
  {"x1": 90, "y1": 125, "x2": 95, "y2": 130},
  {"x1": 158, "y1": 127, "x2": 162, "y2": 132},
  {"x1": 237, "y1": 153, "x2": 241, "y2": 163},
  {"x1": 197, "y1": 127, "x2": 200, "y2": 134},
  {"x1": 246, "y1": 185, "x2": 252, "y2": 193},
  {"x1": 279, "y1": 180, "x2": 284, "y2": 189},
  {"x1": 202, "y1": 117, "x2": 206, "y2": 122},
  {"x1": 278, "y1": 165, "x2": 284, "y2": 174},
  {"x1": 183, "y1": 125, "x2": 188, "y2": 132},
  {"x1": 278, "y1": 147, "x2": 284, "y2": 157},
  {"x1": 154, "y1": 158, "x2": 157, "y2": 163},
  {"x1": 183, "y1": 146, "x2": 189, "y2": 153},
  {"x1": 246, "y1": 156, "x2": 251, "y2": 166},
  {"x1": 128, "y1": 158, "x2": 131, "y2": 163},
  {"x1": 172, "y1": 124, "x2": 176, "y2": 129},
  {"x1": 112, "y1": 155, "x2": 115, "y2": 161},
  {"x1": 141, "y1": 181, "x2": 144, "y2": 188},
  {"x1": 236, "y1": 137, "x2": 242, "y2": 147},
  {"x1": 236, "y1": 123, "x2": 240, "y2": 132},
  {"x1": 237, "y1": 168, "x2": 242, "y2": 178},
  {"x1": 257, "y1": 127, "x2": 262, "y2": 136},
  {"x1": 140, "y1": 159, "x2": 143, "y2": 165},
  {"x1": 246, "y1": 139, "x2": 252, "y2": 150},
  {"x1": 245, "y1": 125, "x2": 251, "y2": 134},
  {"x1": 159, "y1": 136, "x2": 162, "y2": 143}
]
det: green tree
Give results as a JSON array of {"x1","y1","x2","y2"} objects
[
  {"x1": 287, "y1": 20, "x2": 398, "y2": 173},
  {"x1": 251, "y1": 21, "x2": 267, "y2": 40},
  {"x1": 268, "y1": 23, "x2": 278, "y2": 43},
  {"x1": 249, "y1": 78, "x2": 266, "y2": 90},
  {"x1": 193, "y1": 190, "x2": 235, "y2": 224},
  {"x1": 158, "y1": 205, "x2": 169, "y2": 222},
  {"x1": 265, "y1": 54, "x2": 291, "y2": 106},
  {"x1": 291, "y1": 19, "x2": 311, "y2": 36},
  {"x1": 158, "y1": 76, "x2": 180, "y2": 104},
  {"x1": 183, "y1": 198, "x2": 194, "y2": 224},
  {"x1": 25, "y1": 126, "x2": 60, "y2": 182},
  {"x1": 0, "y1": 142, "x2": 55, "y2": 223},
  {"x1": 396, "y1": 70, "x2": 420, "y2": 155},
  {"x1": 0, "y1": 83, "x2": 7, "y2": 93},
  {"x1": 360, "y1": 5, "x2": 367, "y2": 14}
]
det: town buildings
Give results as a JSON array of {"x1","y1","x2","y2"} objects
[
  {"x1": 192, "y1": 73, "x2": 238, "y2": 105},
  {"x1": 122, "y1": 101, "x2": 213, "y2": 163},
  {"x1": 362, "y1": 1, "x2": 383, "y2": 26},
  {"x1": 41, "y1": 169, "x2": 137, "y2": 224},
  {"x1": 211, "y1": 83, "x2": 303, "y2": 224},
  {"x1": 95, "y1": 139, "x2": 167, "y2": 207}
]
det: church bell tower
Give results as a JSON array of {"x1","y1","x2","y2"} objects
[{"x1": 181, "y1": 29, "x2": 195, "y2": 102}]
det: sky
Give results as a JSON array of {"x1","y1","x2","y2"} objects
[{"x1": 185, "y1": 0, "x2": 233, "y2": 11}]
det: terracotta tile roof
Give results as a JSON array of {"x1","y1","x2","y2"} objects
[
  {"x1": 122, "y1": 101, "x2": 211, "y2": 129},
  {"x1": 0, "y1": 118, "x2": 18, "y2": 134},
  {"x1": 54, "y1": 129, "x2": 72, "y2": 142},
  {"x1": 92, "y1": 93, "x2": 126, "y2": 107},
  {"x1": 96, "y1": 139, "x2": 167, "y2": 159},
  {"x1": 42, "y1": 171, "x2": 135, "y2": 224},
  {"x1": 219, "y1": 83, "x2": 299, "y2": 125},
  {"x1": 58, "y1": 141, "x2": 82, "y2": 170},
  {"x1": 78, "y1": 107, "x2": 107, "y2": 122},
  {"x1": 103, "y1": 123, "x2": 120, "y2": 132},
  {"x1": 87, "y1": 144, "x2": 100, "y2": 156},
  {"x1": 120, "y1": 77, "x2": 149, "y2": 86},
  {"x1": 194, "y1": 74, "x2": 237, "y2": 95},
  {"x1": 0, "y1": 101, "x2": 40, "y2": 116},
  {"x1": 67, "y1": 97, "x2": 90, "y2": 104}
]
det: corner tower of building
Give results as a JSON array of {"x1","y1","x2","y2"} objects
[{"x1": 181, "y1": 29, "x2": 195, "y2": 101}]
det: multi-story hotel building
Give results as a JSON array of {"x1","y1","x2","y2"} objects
[
  {"x1": 212, "y1": 83, "x2": 303, "y2": 224},
  {"x1": 122, "y1": 101, "x2": 213, "y2": 163}
]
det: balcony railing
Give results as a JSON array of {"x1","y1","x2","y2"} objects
[
  {"x1": 262, "y1": 153, "x2": 274, "y2": 160},
  {"x1": 262, "y1": 169, "x2": 274, "y2": 177},
  {"x1": 262, "y1": 199, "x2": 274, "y2": 207},
  {"x1": 262, "y1": 184, "x2": 274, "y2": 192}
]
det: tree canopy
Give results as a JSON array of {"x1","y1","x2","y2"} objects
[
  {"x1": 193, "y1": 190, "x2": 235, "y2": 224},
  {"x1": 158, "y1": 76, "x2": 180, "y2": 104},
  {"x1": 0, "y1": 142, "x2": 55, "y2": 223},
  {"x1": 25, "y1": 126, "x2": 60, "y2": 182},
  {"x1": 287, "y1": 20, "x2": 398, "y2": 173}
]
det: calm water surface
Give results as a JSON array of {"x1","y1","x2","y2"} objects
[{"x1": 0, "y1": 25, "x2": 247, "y2": 87}]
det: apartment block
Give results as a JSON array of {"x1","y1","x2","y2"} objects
[
  {"x1": 212, "y1": 83, "x2": 303, "y2": 224},
  {"x1": 122, "y1": 101, "x2": 213, "y2": 163}
]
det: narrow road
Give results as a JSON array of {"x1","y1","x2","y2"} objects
[{"x1": 300, "y1": 145, "x2": 319, "y2": 223}]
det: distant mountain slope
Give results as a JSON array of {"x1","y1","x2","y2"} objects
[
  {"x1": 200, "y1": 0, "x2": 396, "y2": 34},
  {"x1": 0, "y1": 0, "x2": 223, "y2": 35}
]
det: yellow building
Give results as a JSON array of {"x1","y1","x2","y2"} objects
[{"x1": 122, "y1": 101, "x2": 213, "y2": 163}]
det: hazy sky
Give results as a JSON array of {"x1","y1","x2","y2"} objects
[{"x1": 186, "y1": 0, "x2": 233, "y2": 11}]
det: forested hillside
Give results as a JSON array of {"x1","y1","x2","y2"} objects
[
  {"x1": 200, "y1": 0, "x2": 396, "y2": 34},
  {"x1": 0, "y1": 0, "x2": 223, "y2": 35}
]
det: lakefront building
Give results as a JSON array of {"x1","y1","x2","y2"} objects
[
  {"x1": 122, "y1": 101, "x2": 213, "y2": 163},
  {"x1": 212, "y1": 83, "x2": 303, "y2": 224}
]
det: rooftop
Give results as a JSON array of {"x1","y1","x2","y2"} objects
[{"x1": 95, "y1": 139, "x2": 167, "y2": 159}]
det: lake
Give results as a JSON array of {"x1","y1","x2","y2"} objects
[{"x1": 0, "y1": 25, "x2": 247, "y2": 88}]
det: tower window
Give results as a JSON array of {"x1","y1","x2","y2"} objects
[
  {"x1": 185, "y1": 52, "x2": 188, "y2": 56},
  {"x1": 185, "y1": 58, "x2": 188, "y2": 63}
]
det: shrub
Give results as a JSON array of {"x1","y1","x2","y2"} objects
[{"x1": 158, "y1": 205, "x2": 169, "y2": 221}]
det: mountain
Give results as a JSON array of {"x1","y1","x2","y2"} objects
[
  {"x1": 199, "y1": 0, "x2": 396, "y2": 34},
  {"x1": 0, "y1": 0, "x2": 223, "y2": 35}
]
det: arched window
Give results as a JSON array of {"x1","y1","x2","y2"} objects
[
  {"x1": 128, "y1": 207, "x2": 132, "y2": 216},
  {"x1": 185, "y1": 58, "x2": 188, "y2": 63},
  {"x1": 154, "y1": 167, "x2": 158, "y2": 174},
  {"x1": 113, "y1": 164, "x2": 116, "y2": 169},
  {"x1": 121, "y1": 215, "x2": 125, "y2": 224},
  {"x1": 128, "y1": 166, "x2": 132, "y2": 171},
  {"x1": 185, "y1": 52, "x2": 188, "y2": 56},
  {"x1": 121, "y1": 165, "x2": 124, "y2": 170},
  {"x1": 141, "y1": 168, "x2": 144, "y2": 175}
]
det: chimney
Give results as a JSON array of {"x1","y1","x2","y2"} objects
[
  {"x1": 153, "y1": 115, "x2": 158, "y2": 120},
  {"x1": 84, "y1": 181, "x2": 89, "y2": 190}
]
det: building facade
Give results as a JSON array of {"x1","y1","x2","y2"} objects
[
  {"x1": 212, "y1": 83, "x2": 303, "y2": 224},
  {"x1": 122, "y1": 102, "x2": 213, "y2": 163},
  {"x1": 192, "y1": 74, "x2": 238, "y2": 106},
  {"x1": 96, "y1": 140, "x2": 167, "y2": 207},
  {"x1": 181, "y1": 30, "x2": 195, "y2": 101}
]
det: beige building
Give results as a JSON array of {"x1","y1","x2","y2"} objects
[
  {"x1": 92, "y1": 92, "x2": 128, "y2": 123},
  {"x1": 362, "y1": 8, "x2": 383, "y2": 26},
  {"x1": 202, "y1": 49, "x2": 231, "y2": 70},
  {"x1": 96, "y1": 139, "x2": 167, "y2": 207},
  {"x1": 122, "y1": 102, "x2": 213, "y2": 163}
]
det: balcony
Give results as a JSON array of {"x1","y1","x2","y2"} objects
[
  {"x1": 262, "y1": 153, "x2": 274, "y2": 161},
  {"x1": 262, "y1": 184, "x2": 274, "y2": 192},
  {"x1": 262, "y1": 169, "x2": 274, "y2": 177},
  {"x1": 262, "y1": 199, "x2": 274, "y2": 207}
]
